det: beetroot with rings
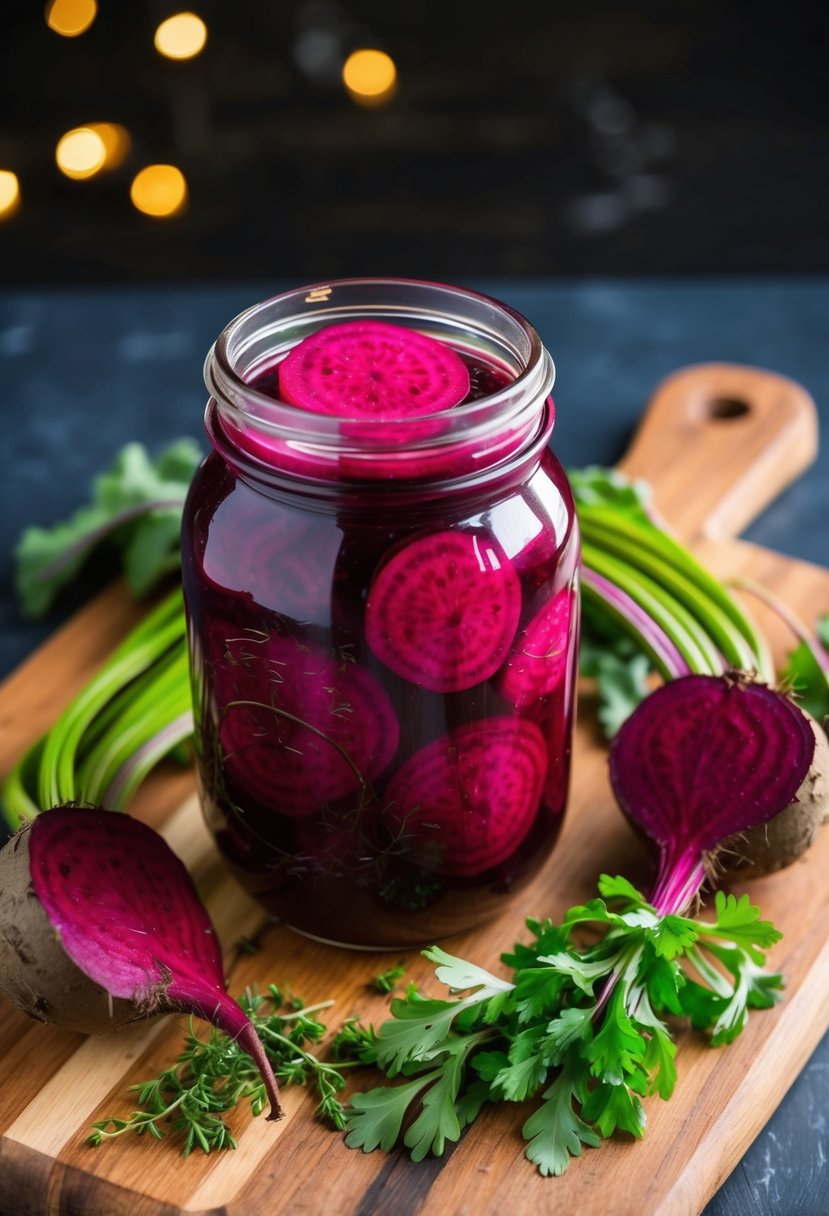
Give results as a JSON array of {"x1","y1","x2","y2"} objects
[
  {"x1": 383, "y1": 717, "x2": 548, "y2": 877},
  {"x1": 211, "y1": 631, "x2": 399, "y2": 816},
  {"x1": 277, "y1": 320, "x2": 470, "y2": 419},
  {"x1": 609, "y1": 673, "x2": 816, "y2": 913},
  {"x1": 364, "y1": 529, "x2": 522, "y2": 693},
  {"x1": 495, "y1": 588, "x2": 574, "y2": 710}
]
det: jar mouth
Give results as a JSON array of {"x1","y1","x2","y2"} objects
[{"x1": 205, "y1": 277, "x2": 555, "y2": 483}]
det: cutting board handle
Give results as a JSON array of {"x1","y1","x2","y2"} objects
[{"x1": 616, "y1": 363, "x2": 818, "y2": 545}]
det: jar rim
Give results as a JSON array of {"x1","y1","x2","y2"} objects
[{"x1": 204, "y1": 277, "x2": 555, "y2": 484}]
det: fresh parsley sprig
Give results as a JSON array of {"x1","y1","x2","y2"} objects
[{"x1": 340, "y1": 878, "x2": 782, "y2": 1177}]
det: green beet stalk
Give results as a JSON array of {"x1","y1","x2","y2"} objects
[
  {"x1": 580, "y1": 543, "x2": 723, "y2": 674},
  {"x1": 101, "y1": 710, "x2": 194, "y2": 809},
  {"x1": 578, "y1": 504, "x2": 772, "y2": 678},
  {"x1": 38, "y1": 593, "x2": 185, "y2": 811},
  {"x1": 1, "y1": 589, "x2": 188, "y2": 829},
  {"x1": 77, "y1": 645, "x2": 192, "y2": 807},
  {"x1": 1, "y1": 740, "x2": 45, "y2": 825},
  {"x1": 580, "y1": 518, "x2": 760, "y2": 670}
]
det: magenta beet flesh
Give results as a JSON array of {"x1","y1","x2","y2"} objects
[
  {"x1": 364, "y1": 529, "x2": 522, "y2": 693},
  {"x1": 609, "y1": 675, "x2": 815, "y2": 912},
  {"x1": 278, "y1": 320, "x2": 470, "y2": 418},
  {"x1": 203, "y1": 503, "x2": 339, "y2": 619},
  {"x1": 214, "y1": 631, "x2": 400, "y2": 816},
  {"x1": 495, "y1": 588, "x2": 573, "y2": 709},
  {"x1": 383, "y1": 718, "x2": 548, "y2": 877},
  {"x1": 27, "y1": 806, "x2": 283, "y2": 1118}
]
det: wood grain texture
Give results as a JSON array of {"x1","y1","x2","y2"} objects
[{"x1": 0, "y1": 364, "x2": 827, "y2": 1216}]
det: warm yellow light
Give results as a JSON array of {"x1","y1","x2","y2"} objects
[
  {"x1": 56, "y1": 127, "x2": 107, "y2": 180},
  {"x1": 154, "y1": 12, "x2": 207, "y2": 60},
  {"x1": 130, "y1": 165, "x2": 188, "y2": 218},
  {"x1": 87, "y1": 123, "x2": 131, "y2": 170},
  {"x1": 45, "y1": 0, "x2": 97, "y2": 37},
  {"x1": 342, "y1": 49, "x2": 397, "y2": 105},
  {"x1": 0, "y1": 172, "x2": 21, "y2": 220}
]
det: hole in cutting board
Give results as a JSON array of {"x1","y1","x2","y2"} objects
[{"x1": 708, "y1": 396, "x2": 751, "y2": 420}]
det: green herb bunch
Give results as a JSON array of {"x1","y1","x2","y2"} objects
[
  {"x1": 90, "y1": 986, "x2": 352, "y2": 1156},
  {"x1": 338, "y1": 877, "x2": 782, "y2": 1176}
]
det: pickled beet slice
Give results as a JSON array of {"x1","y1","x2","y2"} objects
[
  {"x1": 383, "y1": 717, "x2": 547, "y2": 877},
  {"x1": 278, "y1": 321, "x2": 470, "y2": 419},
  {"x1": 364, "y1": 530, "x2": 521, "y2": 693},
  {"x1": 211, "y1": 632, "x2": 399, "y2": 816},
  {"x1": 204, "y1": 501, "x2": 337, "y2": 620},
  {"x1": 495, "y1": 589, "x2": 574, "y2": 709}
]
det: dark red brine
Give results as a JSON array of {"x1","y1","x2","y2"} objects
[{"x1": 181, "y1": 280, "x2": 580, "y2": 948}]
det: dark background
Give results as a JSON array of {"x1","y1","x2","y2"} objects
[{"x1": 1, "y1": 0, "x2": 828, "y2": 282}]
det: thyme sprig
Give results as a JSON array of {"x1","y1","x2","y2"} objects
[{"x1": 90, "y1": 985, "x2": 352, "y2": 1155}]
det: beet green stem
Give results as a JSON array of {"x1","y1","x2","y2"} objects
[
  {"x1": 581, "y1": 571, "x2": 691, "y2": 679},
  {"x1": 582, "y1": 543, "x2": 721, "y2": 673},
  {"x1": 37, "y1": 591, "x2": 185, "y2": 810}
]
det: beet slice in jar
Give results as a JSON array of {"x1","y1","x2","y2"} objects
[
  {"x1": 211, "y1": 631, "x2": 399, "y2": 816},
  {"x1": 278, "y1": 319, "x2": 470, "y2": 418},
  {"x1": 364, "y1": 529, "x2": 522, "y2": 693},
  {"x1": 383, "y1": 717, "x2": 548, "y2": 876}
]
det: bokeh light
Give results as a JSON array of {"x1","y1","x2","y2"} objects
[
  {"x1": 342, "y1": 49, "x2": 397, "y2": 106},
  {"x1": 130, "y1": 165, "x2": 188, "y2": 218},
  {"x1": 87, "y1": 123, "x2": 132, "y2": 170},
  {"x1": 0, "y1": 172, "x2": 21, "y2": 220},
  {"x1": 45, "y1": 0, "x2": 97, "y2": 37},
  {"x1": 154, "y1": 12, "x2": 208, "y2": 60},
  {"x1": 56, "y1": 127, "x2": 107, "y2": 179}
]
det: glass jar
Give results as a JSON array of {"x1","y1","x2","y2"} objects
[{"x1": 181, "y1": 279, "x2": 580, "y2": 949}]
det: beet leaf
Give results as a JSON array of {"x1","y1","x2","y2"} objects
[{"x1": 15, "y1": 439, "x2": 202, "y2": 618}]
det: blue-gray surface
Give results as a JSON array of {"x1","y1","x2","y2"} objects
[{"x1": 1, "y1": 279, "x2": 828, "y2": 1214}]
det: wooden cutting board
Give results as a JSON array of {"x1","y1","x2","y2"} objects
[{"x1": 0, "y1": 363, "x2": 827, "y2": 1216}]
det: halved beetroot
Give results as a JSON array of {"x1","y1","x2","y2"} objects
[
  {"x1": 382, "y1": 717, "x2": 547, "y2": 876},
  {"x1": 278, "y1": 320, "x2": 470, "y2": 419},
  {"x1": 495, "y1": 589, "x2": 574, "y2": 710},
  {"x1": 364, "y1": 530, "x2": 522, "y2": 693},
  {"x1": 210, "y1": 631, "x2": 399, "y2": 816}
]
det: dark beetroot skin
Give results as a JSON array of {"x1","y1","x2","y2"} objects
[
  {"x1": 382, "y1": 718, "x2": 548, "y2": 877},
  {"x1": 495, "y1": 588, "x2": 574, "y2": 710},
  {"x1": 211, "y1": 630, "x2": 399, "y2": 817},
  {"x1": 9, "y1": 807, "x2": 283, "y2": 1117},
  {"x1": 278, "y1": 320, "x2": 470, "y2": 418},
  {"x1": 182, "y1": 326, "x2": 580, "y2": 946},
  {"x1": 364, "y1": 529, "x2": 522, "y2": 693}
]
